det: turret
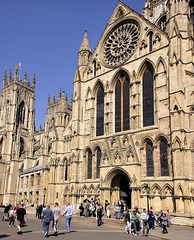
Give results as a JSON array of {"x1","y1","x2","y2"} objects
[
  {"x1": 32, "y1": 74, "x2": 36, "y2": 89},
  {"x1": 8, "y1": 70, "x2": 12, "y2": 82},
  {"x1": 58, "y1": 88, "x2": 61, "y2": 99},
  {"x1": 3, "y1": 70, "x2": 7, "y2": 88},
  {"x1": 14, "y1": 64, "x2": 18, "y2": 81},
  {"x1": 47, "y1": 93, "x2": 50, "y2": 107},
  {"x1": 78, "y1": 30, "x2": 92, "y2": 76},
  {"x1": 23, "y1": 71, "x2": 27, "y2": 83},
  {"x1": 53, "y1": 93, "x2": 56, "y2": 103}
]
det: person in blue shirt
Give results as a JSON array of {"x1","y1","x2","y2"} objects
[
  {"x1": 42, "y1": 205, "x2": 53, "y2": 238},
  {"x1": 149, "y1": 211, "x2": 155, "y2": 229}
]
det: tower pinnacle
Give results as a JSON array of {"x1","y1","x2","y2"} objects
[{"x1": 79, "y1": 29, "x2": 92, "y2": 53}]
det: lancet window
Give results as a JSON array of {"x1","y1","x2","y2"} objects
[
  {"x1": 160, "y1": 139, "x2": 169, "y2": 176},
  {"x1": 88, "y1": 150, "x2": 92, "y2": 179},
  {"x1": 96, "y1": 148, "x2": 101, "y2": 178},
  {"x1": 146, "y1": 140, "x2": 154, "y2": 176},
  {"x1": 115, "y1": 73, "x2": 130, "y2": 132},
  {"x1": 96, "y1": 85, "x2": 104, "y2": 136},
  {"x1": 143, "y1": 67, "x2": 154, "y2": 127}
]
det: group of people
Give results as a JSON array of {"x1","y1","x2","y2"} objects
[
  {"x1": 79, "y1": 199, "x2": 104, "y2": 226},
  {"x1": 2, "y1": 200, "x2": 171, "y2": 237},
  {"x1": 124, "y1": 207, "x2": 171, "y2": 236},
  {"x1": 2, "y1": 203, "x2": 27, "y2": 235},
  {"x1": 2, "y1": 202, "x2": 74, "y2": 237},
  {"x1": 78, "y1": 198, "x2": 171, "y2": 237},
  {"x1": 41, "y1": 202, "x2": 74, "y2": 238}
]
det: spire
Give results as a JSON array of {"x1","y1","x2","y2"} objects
[
  {"x1": 32, "y1": 74, "x2": 36, "y2": 89},
  {"x1": 23, "y1": 71, "x2": 27, "y2": 83},
  {"x1": 47, "y1": 93, "x2": 50, "y2": 106},
  {"x1": 53, "y1": 93, "x2": 56, "y2": 102},
  {"x1": 3, "y1": 70, "x2": 7, "y2": 88},
  {"x1": 79, "y1": 29, "x2": 92, "y2": 53},
  {"x1": 62, "y1": 90, "x2": 65, "y2": 98},
  {"x1": 14, "y1": 64, "x2": 18, "y2": 80},
  {"x1": 27, "y1": 79, "x2": 30, "y2": 87},
  {"x1": 58, "y1": 88, "x2": 61, "y2": 99},
  {"x1": 65, "y1": 93, "x2": 68, "y2": 103},
  {"x1": 8, "y1": 69, "x2": 12, "y2": 81}
]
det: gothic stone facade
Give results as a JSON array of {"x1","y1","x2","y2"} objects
[{"x1": 0, "y1": 0, "x2": 194, "y2": 224}]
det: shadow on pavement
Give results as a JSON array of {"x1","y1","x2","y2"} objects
[
  {"x1": 0, "y1": 235, "x2": 10, "y2": 239},
  {"x1": 21, "y1": 231, "x2": 33, "y2": 234}
]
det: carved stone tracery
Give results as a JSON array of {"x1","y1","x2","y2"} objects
[{"x1": 102, "y1": 20, "x2": 140, "y2": 67}]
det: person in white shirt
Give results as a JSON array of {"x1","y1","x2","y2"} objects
[
  {"x1": 63, "y1": 203, "x2": 74, "y2": 233},
  {"x1": 141, "y1": 208, "x2": 149, "y2": 237}
]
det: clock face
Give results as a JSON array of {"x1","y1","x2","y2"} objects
[{"x1": 102, "y1": 20, "x2": 140, "y2": 67}]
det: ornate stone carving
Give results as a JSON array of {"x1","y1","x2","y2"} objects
[{"x1": 126, "y1": 145, "x2": 135, "y2": 162}]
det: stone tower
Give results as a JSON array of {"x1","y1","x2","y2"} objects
[{"x1": 0, "y1": 65, "x2": 35, "y2": 204}]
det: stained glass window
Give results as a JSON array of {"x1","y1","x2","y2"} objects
[
  {"x1": 123, "y1": 78, "x2": 130, "y2": 131},
  {"x1": 115, "y1": 80, "x2": 121, "y2": 132},
  {"x1": 143, "y1": 67, "x2": 154, "y2": 127},
  {"x1": 146, "y1": 141, "x2": 154, "y2": 176},
  {"x1": 115, "y1": 74, "x2": 130, "y2": 132},
  {"x1": 96, "y1": 148, "x2": 101, "y2": 178},
  {"x1": 65, "y1": 160, "x2": 68, "y2": 180},
  {"x1": 160, "y1": 139, "x2": 169, "y2": 176},
  {"x1": 88, "y1": 150, "x2": 92, "y2": 179},
  {"x1": 93, "y1": 60, "x2": 97, "y2": 77},
  {"x1": 149, "y1": 32, "x2": 153, "y2": 52},
  {"x1": 96, "y1": 86, "x2": 104, "y2": 136}
]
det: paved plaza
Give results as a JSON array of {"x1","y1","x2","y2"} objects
[{"x1": 0, "y1": 212, "x2": 193, "y2": 240}]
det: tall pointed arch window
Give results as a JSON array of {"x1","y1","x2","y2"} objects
[
  {"x1": 160, "y1": 139, "x2": 169, "y2": 176},
  {"x1": 16, "y1": 101, "x2": 25, "y2": 126},
  {"x1": 149, "y1": 32, "x2": 153, "y2": 52},
  {"x1": 143, "y1": 67, "x2": 154, "y2": 127},
  {"x1": 19, "y1": 137, "x2": 25, "y2": 158},
  {"x1": 96, "y1": 85, "x2": 104, "y2": 136},
  {"x1": 88, "y1": 149, "x2": 92, "y2": 179},
  {"x1": 96, "y1": 148, "x2": 101, "y2": 179},
  {"x1": 146, "y1": 140, "x2": 154, "y2": 176},
  {"x1": 93, "y1": 60, "x2": 97, "y2": 77},
  {"x1": 115, "y1": 73, "x2": 130, "y2": 132},
  {"x1": 65, "y1": 160, "x2": 68, "y2": 181}
]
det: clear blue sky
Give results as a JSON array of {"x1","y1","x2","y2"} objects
[{"x1": 0, "y1": 0, "x2": 145, "y2": 130}]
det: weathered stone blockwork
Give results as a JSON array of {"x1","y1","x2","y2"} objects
[{"x1": 0, "y1": 0, "x2": 193, "y2": 225}]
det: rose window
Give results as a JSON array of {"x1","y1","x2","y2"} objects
[{"x1": 102, "y1": 21, "x2": 140, "y2": 66}]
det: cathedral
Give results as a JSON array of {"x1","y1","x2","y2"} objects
[{"x1": 0, "y1": 0, "x2": 194, "y2": 225}]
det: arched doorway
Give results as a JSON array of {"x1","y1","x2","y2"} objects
[{"x1": 110, "y1": 172, "x2": 131, "y2": 208}]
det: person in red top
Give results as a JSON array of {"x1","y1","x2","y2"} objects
[{"x1": 15, "y1": 204, "x2": 20, "y2": 211}]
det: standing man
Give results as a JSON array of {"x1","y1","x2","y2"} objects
[
  {"x1": 53, "y1": 202, "x2": 61, "y2": 236},
  {"x1": 85, "y1": 200, "x2": 90, "y2": 217},
  {"x1": 141, "y1": 208, "x2": 149, "y2": 237},
  {"x1": 63, "y1": 203, "x2": 74, "y2": 233},
  {"x1": 42, "y1": 205, "x2": 53, "y2": 238},
  {"x1": 15, "y1": 205, "x2": 27, "y2": 235},
  {"x1": 96, "y1": 200, "x2": 103, "y2": 226}
]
